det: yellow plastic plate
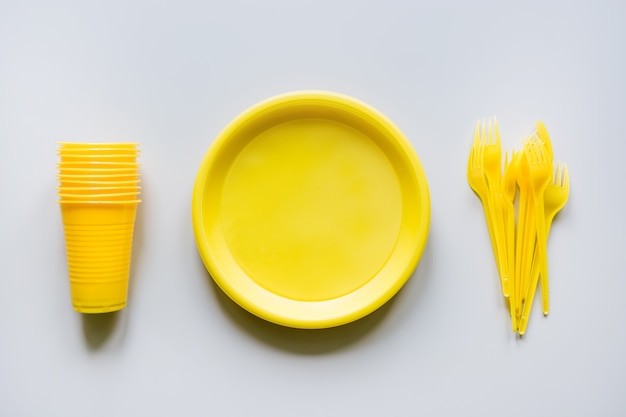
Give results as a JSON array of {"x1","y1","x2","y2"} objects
[{"x1": 192, "y1": 91, "x2": 430, "y2": 329}]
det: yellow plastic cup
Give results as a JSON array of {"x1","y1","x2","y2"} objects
[
  {"x1": 57, "y1": 160, "x2": 138, "y2": 165},
  {"x1": 58, "y1": 192, "x2": 140, "y2": 202},
  {"x1": 57, "y1": 174, "x2": 140, "y2": 182},
  {"x1": 60, "y1": 202, "x2": 139, "y2": 313},
  {"x1": 58, "y1": 168, "x2": 139, "y2": 175},
  {"x1": 62, "y1": 228, "x2": 136, "y2": 239},
  {"x1": 57, "y1": 149, "x2": 140, "y2": 158},
  {"x1": 58, "y1": 180, "x2": 141, "y2": 188},
  {"x1": 57, "y1": 147, "x2": 139, "y2": 152},
  {"x1": 59, "y1": 155, "x2": 139, "y2": 163},
  {"x1": 57, "y1": 146, "x2": 139, "y2": 152},
  {"x1": 57, "y1": 162, "x2": 139, "y2": 174},
  {"x1": 59, "y1": 198, "x2": 140, "y2": 205},
  {"x1": 59, "y1": 160, "x2": 138, "y2": 167},
  {"x1": 57, "y1": 142, "x2": 139, "y2": 152},
  {"x1": 57, "y1": 186, "x2": 141, "y2": 194},
  {"x1": 57, "y1": 148, "x2": 138, "y2": 154},
  {"x1": 57, "y1": 142, "x2": 141, "y2": 313}
]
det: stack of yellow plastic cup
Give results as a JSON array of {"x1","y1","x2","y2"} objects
[{"x1": 57, "y1": 142, "x2": 141, "y2": 313}]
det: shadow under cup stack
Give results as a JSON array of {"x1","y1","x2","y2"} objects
[{"x1": 57, "y1": 143, "x2": 141, "y2": 313}]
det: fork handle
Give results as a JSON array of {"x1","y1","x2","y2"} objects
[
  {"x1": 480, "y1": 200, "x2": 500, "y2": 273},
  {"x1": 519, "y1": 197, "x2": 550, "y2": 334},
  {"x1": 515, "y1": 188, "x2": 528, "y2": 323},
  {"x1": 529, "y1": 204, "x2": 554, "y2": 316},
  {"x1": 502, "y1": 196, "x2": 517, "y2": 331},
  {"x1": 533, "y1": 197, "x2": 549, "y2": 316},
  {"x1": 519, "y1": 190, "x2": 536, "y2": 302},
  {"x1": 487, "y1": 187, "x2": 510, "y2": 298}
]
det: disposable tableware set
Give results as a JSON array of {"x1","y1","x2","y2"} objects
[
  {"x1": 53, "y1": 92, "x2": 568, "y2": 335},
  {"x1": 467, "y1": 120, "x2": 569, "y2": 335},
  {"x1": 57, "y1": 142, "x2": 141, "y2": 313}
]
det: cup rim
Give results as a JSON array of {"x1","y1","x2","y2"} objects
[
  {"x1": 57, "y1": 155, "x2": 139, "y2": 160},
  {"x1": 58, "y1": 179, "x2": 141, "y2": 185},
  {"x1": 57, "y1": 174, "x2": 140, "y2": 182},
  {"x1": 58, "y1": 192, "x2": 139, "y2": 197},
  {"x1": 57, "y1": 199, "x2": 142, "y2": 204},
  {"x1": 57, "y1": 161, "x2": 140, "y2": 169},
  {"x1": 57, "y1": 142, "x2": 139, "y2": 147},
  {"x1": 58, "y1": 168, "x2": 140, "y2": 173},
  {"x1": 57, "y1": 186, "x2": 141, "y2": 191}
]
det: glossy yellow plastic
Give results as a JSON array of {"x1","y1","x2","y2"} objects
[
  {"x1": 58, "y1": 151, "x2": 140, "y2": 160},
  {"x1": 514, "y1": 125, "x2": 555, "y2": 325},
  {"x1": 502, "y1": 150, "x2": 518, "y2": 331},
  {"x1": 57, "y1": 160, "x2": 139, "y2": 166},
  {"x1": 468, "y1": 125, "x2": 496, "y2": 264},
  {"x1": 58, "y1": 142, "x2": 139, "y2": 149},
  {"x1": 58, "y1": 180, "x2": 141, "y2": 187},
  {"x1": 58, "y1": 168, "x2": 139, "y2": 175},
  {"x1": 192, "y1": 91, "x2": 430, "y2": 329},
  {"x1": 468, "y1": 120, "x2": 514, "y2": 327},
  {"x1": 57, "y1": 185, "x2": 141, "y2": 192},
  {"x1": 57, "y1": 147, "x2": 138, "y2": 153},
  {"x1": 470, "y1": 120, "x2": 568, "y2": 335},
  {"x1": 481, "y1": 119, "x2": 510, "y2": 298},
  {"x1": 518, "y1": 162, "x2": 569, "y2": 334},
  {"x1": 518, "y1": 136, "x2": 552, "y2": 332},
  {"x1": 59, "y1": 199, "x2": 142, "y2": 205},
  {"x1": 517, "y1": 123, "x2": 554, "y2": 306},
  {"x1": 58, "y1": 193, "x2": 140, "y2": 203},
  {"x1": 533, "y1": 122, "x2": 554, "y2": 314},
  {"x1": 59, "y1": 203, "x2": 138, "y2": 313},
  {"x1": 58, "y1": 148, "x2": 140, "y2": 153},
  {"x1": 57, "y1": 142, "x2": 141, "y2": 313},
  {"x1": 58, "y1": 174, "x2": 140, "y2": 182},
  {"x1": 59, "y1": 155, "x2": 139, "y2": 163}
]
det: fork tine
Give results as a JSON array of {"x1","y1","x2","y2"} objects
[
  {"x1": 527, "y1": 134, "x2": 547, "y2": 164},
  {"x1": 479, "y1": 134, "x2": 485, "y2": 165},
  {"x1": 474, "y1": 121, "x2": 480, "y2": 148},
  {"x1": 481, "y1": 119, "x2": 487, "y2": 147},
  {"x1": 563, "y1": 163, "x2": 570, "y2": 189},
  {"x1": 556, "y1": 162, "x2": 562, "y2": 185},
  {"x1": 537, "y1": 135, "x2": 549, "y2": 164},
  {"x1": 531, "y1": 136, "x2": 541, "y2": 163},
  {"x1": 473, "y1": 144, "x2": 478, "y2": 169},
  {"x1": 474, "y1": 121, "x2": 482, "y2": 158},
  {"x1": 494, "y1": 117, "x2": 501, "y2": 146},
  {"x1": 523, "y1": 139, "x2": 534, "y2": 164},
  {"x1": 469, "y1": 145, "x2": 474, "y2": 168},
  {"x1": 472, "y1": 121, "x2": 482, "y2": 168},
  {"x1": 538, "y1": 135, "x2": 547, "y2": 163}
]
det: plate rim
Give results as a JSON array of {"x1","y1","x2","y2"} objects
[{"x1": 192, "y1": 90, "x2": 430, "y2": 329}]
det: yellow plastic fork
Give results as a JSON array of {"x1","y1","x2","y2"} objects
[
  {"x1": 532, "y1": 121, "x2": 554, "y2": 314},
  {"x1": 513, "y1": 150, "x2": 530, "y2": 324},
  {"x1": 467, "y1": 124, "x2": 500, "y2": 276},
  {"x1": 523, "y1": 163, "x2": 569, "y2": 331},
  {"x1": 502, "y1": 150, "x2": 519, "y2": 330},
  {"x1": 482, "y1": 119, "x2": 510, "y2": 299},
  {"x1": 518, "y1": 135, "x2": 552, "y2": 335},
  {"x1": 518, "y1": 125, "x2": 554, "y2": 313},
  {"x1": 536, "y1": 121, "x2": 554, "y2": 163}
]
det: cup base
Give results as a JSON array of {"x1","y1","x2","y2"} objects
[
  {"x1": 61, "y1": 203, "x2": 137, "y2": 314},
  {"x1": 74, "y1": 302, "x2": 126, "y2": 314},
  {"x1": 69, "y1": 277, "x2": 130, "y2": 314}
]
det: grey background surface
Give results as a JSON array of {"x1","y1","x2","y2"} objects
[{"x1": 1, "y1": 1, "x2": 625, "y2": 416}]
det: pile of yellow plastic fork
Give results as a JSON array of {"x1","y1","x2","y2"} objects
[{"x1": 467, "y1": 119, "x2": 569, "y2": 335}]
